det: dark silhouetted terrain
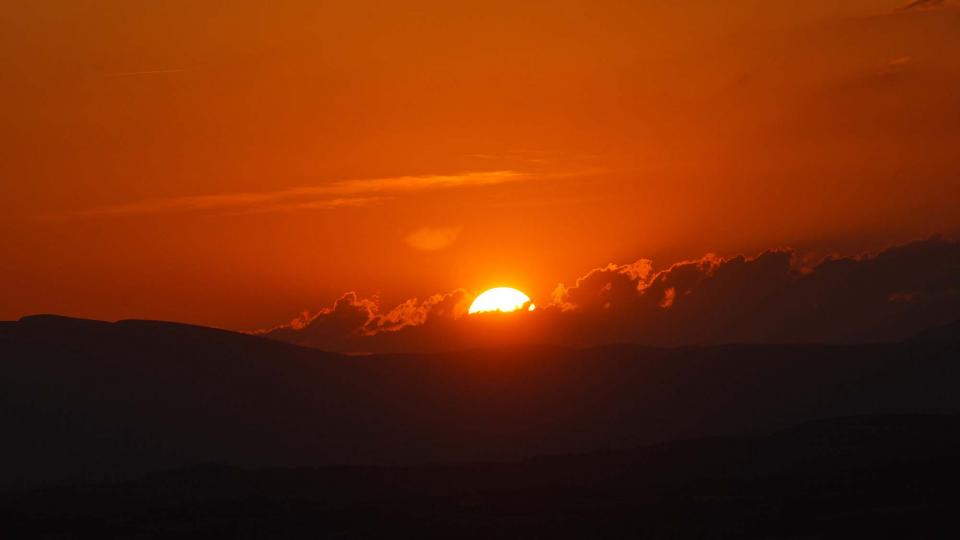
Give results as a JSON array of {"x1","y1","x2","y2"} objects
[
  {"x1": 4, "y1": 415, "x2": 960, "y2": 538},
  {"x1": 2, "y1": 315, "x2": 960, "y2": 537}
]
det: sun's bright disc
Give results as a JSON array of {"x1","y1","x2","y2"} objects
[{"x1": 468, "y1": 287, "x2": 535, "y2": 314}]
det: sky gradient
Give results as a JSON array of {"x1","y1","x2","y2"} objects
[{"x1": 2, "y1": 0, "x2": 959, "y2": 331}]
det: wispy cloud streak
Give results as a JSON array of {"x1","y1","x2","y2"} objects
[
  {"x1": 900, "y1": 0, "x2": 945, "y2": 10},
  {"x1": 52, "y1": 170, "x2": 528, "y2": 219}
]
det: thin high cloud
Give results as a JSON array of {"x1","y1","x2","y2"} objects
[
  {"x1": 52, "y1": 170, "x2": 528, "y2": 219},
  {"x1": 854, "y1": 0, "x2": 958, "y2": 19},
  {"x1": 898, "y1": 0, "x2": 952, "y2": 11},
  {"x1": 262, "y1": 236, "x2": 960, "y2": 354}
]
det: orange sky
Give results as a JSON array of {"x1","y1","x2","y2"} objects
[{"x1": 2, "y1": 0, "x2": 959, "y2": 330}]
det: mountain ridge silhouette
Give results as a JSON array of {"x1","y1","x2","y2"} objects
[
  {"x1": 4, "y1": 413, "x2": 960, "y2": 538},
  {"x1": 1, "y1": 314, "x2": 958, "y2": 492}
]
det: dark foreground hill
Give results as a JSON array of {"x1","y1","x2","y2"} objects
[
  {"x1": 4, "y1": 414, "x2": 960, "y2": 538},
  {"x1": 1, "y1": 315, "x2": 959, "y2": 494}
]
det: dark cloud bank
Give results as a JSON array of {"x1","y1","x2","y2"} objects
[{"x1": 263, "y1": 236, "x2": 960, "y2": 353}]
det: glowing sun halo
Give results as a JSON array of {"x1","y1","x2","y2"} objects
[{"x1": 468, "y1": 287, "x2": 535, "y2": 314}]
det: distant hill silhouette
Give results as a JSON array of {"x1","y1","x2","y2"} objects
[
  {"x1": 2, "y1": 314, "x2": 959, "y2": 495},
  {"x1": 4, "y1": 414, "x2": 960, "y2": 538},
  {"x1": 911, "y1": 318, "x2": 960, "y2": 343}
]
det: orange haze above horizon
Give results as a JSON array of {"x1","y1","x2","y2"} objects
[{"x1": 1, "y1": 0, "x2": 959, "y2": 330}]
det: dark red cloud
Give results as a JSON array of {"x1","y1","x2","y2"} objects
[
  {"x1": 263, "y1": 236, "x2": 960, "y2": 353},
  {"x1": 261, "y1": 290, "x2": 470, "y2": 352}
]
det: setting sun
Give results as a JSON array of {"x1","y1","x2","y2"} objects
[{"x1": 468, "y1": 287, "x2": 535, "y2": 314}]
